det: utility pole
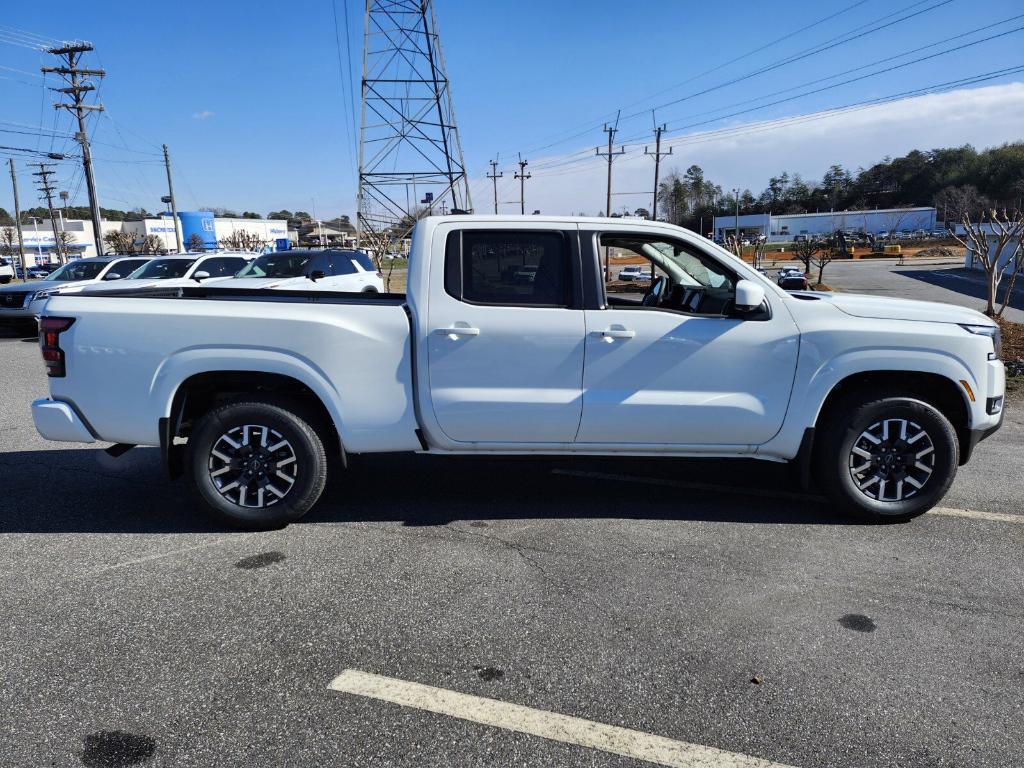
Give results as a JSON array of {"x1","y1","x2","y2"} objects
[
  {"x1": 733, "y1": 187, "x2": 741, "y2": 260},
  {"x1": 514, "y1": 157, "x2": 530, "y2": 215},
  {"x1": 487, "y1": 159, "x2": 503, "y2": 215},
  {"x1": 8, "y1": 160, "x2": 28, "y2": 281},
  {"x1": 596, "y1": 117, "x2": 625, "y2": 281},
  {"x1": 42, "y1": 42, "x2": 105, "y2": 256},
  {"x1": 644, "y1": 123, "x2": 672, "y2": 278},
  {"x1": 32, "y1": 163, "x2": 64, "y2": 262},
  {"x1": 161, "y1": 144, "x2": 183, "y2": 253},
  {"x1": 644, "y1": 124, "x2": 672, "y2": 222}
]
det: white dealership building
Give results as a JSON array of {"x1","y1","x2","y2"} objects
[
  {"x1": 712, "y1": 206, "x2": 938, "y2": 242},
  {"x1": 3, "y1": 213, "x2": 288, "y2": 263}
]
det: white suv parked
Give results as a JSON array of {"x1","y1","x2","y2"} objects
[{"x1": 225, "y1": 249, "x2": 384, "y2": 293}]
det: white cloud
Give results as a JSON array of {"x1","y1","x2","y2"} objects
[
  {"x1": 192, "y1": 110, "x2": 215, "y2": 121},
  {"x1": 485, "y1": 83, "x2": 1024, "y2": 216}
]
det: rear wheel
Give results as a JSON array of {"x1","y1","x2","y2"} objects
[
  {"x1": 185, "y1": 399, "x2": 328, "y2": 529},
  {"x1": 815, "y1": 393, "x2": 958, "y2": 522}
]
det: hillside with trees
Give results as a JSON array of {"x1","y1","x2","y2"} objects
[{"x1": 656, "y1": 142, "x2": 1024, "y2": 231}]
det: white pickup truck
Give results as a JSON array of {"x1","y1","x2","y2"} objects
[{"x1": 31, "y1": 216, "x2": 1005, "y2": 528}]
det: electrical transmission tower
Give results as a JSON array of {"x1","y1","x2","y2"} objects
[
  {"x1": 357, "y1": 0, "x2": 472, "y2": 261},
  {"x1": 42, "y1": 42, "x2": 105, "y2": 256},
  {"x1": 32, "y1": 163, "x2": 65, "y2": 262}
]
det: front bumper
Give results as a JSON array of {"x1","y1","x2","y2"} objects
[{"x1": 32, "y1": 398, "x2": 95, "y2": 443}]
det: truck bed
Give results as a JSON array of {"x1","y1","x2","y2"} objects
[{"x1": 42, "y1": 288, "x2": 422, "y2": 454}]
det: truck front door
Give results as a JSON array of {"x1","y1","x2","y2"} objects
[
  {"x1": 424, "y1": 225, "x2": 585, "y2": 444},
  {"x1": 577, "y1": 229, "x2": 800, "y2": 448}
]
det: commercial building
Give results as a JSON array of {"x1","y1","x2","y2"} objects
[
  {"x1": 712, "y1": 207, "x2": 938, "y2": 242},
  {"x1": 3, "y1": 212, "x2": 288, "y2": 264}
]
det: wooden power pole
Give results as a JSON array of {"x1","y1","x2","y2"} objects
[
  {"x1": 514, "y1": 156, "x2": 530, "y2": 215},
  {"x1": 8, "y1": 159, "x2": 28, "y2": 280},
  {"x1": 596, "y1": 116, "x2": 625, "y2": 281},
  {"x1": 487, "y1": 159, "x2": 503, "y2": 214},
  {"x1": 42, "y1": 43, "x2": 105, "y2": 256}
]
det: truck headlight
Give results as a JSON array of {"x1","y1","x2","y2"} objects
[{"x1": 959, "y1": 323, "x2": 1001, "y2": 360}]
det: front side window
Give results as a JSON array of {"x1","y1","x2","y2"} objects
[
  {"x1": 600, "y1": 234, "x2": 736, "y2": 316},
  {"x1": 445, "y1": 230, "x2": 570, "y2": 307}
]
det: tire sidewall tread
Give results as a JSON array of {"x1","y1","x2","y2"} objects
[{"x1": 185, "y1": 398, "x2": 328, "y2": 530}]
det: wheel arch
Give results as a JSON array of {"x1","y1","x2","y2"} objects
[
  {"x1": 814, "y1": 370, "x2": 971, "y2": 464},
  {"x1": 163, "y1": 369, "x2": 345, "y2": 479}
]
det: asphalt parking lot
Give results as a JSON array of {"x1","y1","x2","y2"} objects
[{"x1": 2, "y1": 267, "x2": 1023, "y2": 768}]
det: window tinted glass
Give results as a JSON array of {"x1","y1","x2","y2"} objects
[
  {"x1": 328, "y1": 253, "x2": 357, "y2": 275},
  {"x1": 46, "y1": 260, "x2": 107, "y2": 281},
  {"x1": 199, "y1": 257, "x2": 247, "y2": 277},
  {"x1": 351, "y1": 251, "x2": 375, "y2": 272},
  {"x1": 131, "y1": 258, "x2": 196, "y2": 279},
  {"x1": 237, "y1": 253, "x2": 312, "y2": 278},
  {"x1": 108, "y1": 259, "x2": 149, "y2": 279},
  {"x1": 447, "y1": 230, "x2": 569, "y2": 306}
]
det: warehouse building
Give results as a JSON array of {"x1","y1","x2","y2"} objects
[{"x1": 712, "y1": 207, "x2": 938, "y2": 242}]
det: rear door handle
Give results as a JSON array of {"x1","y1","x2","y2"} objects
[{"x1": 601, "y1": 328, "x2": 635, "y2": 339}]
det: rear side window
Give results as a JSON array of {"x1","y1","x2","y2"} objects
[
  {"x1": 328, "y1": 253, "x2": 357, "y2": 275},
  {"x1": 351, "y1": 251, "x2": 376, "y2": 272},
  {"x1": 445, "y1": 230, "x2": 570, "y2": 307},
  {"x1": 199, "y1": 257, "x2": 247, "y2": 276}
]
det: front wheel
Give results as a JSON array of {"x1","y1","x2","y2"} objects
[
  {"x1": 185, "y1": 399, "x2": 328, "y2": 529},
  {"x1": 815, "y1": 394, "x2": 958, "y2": 523}
]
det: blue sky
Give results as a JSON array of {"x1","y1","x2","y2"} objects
[{"x1": 1, "y1": 0, "x2": 1023, "y2": 219}]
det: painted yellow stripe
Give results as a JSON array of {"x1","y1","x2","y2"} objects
[{"x1": 330, "y1": 669, "x2": 797, "y2": 768}]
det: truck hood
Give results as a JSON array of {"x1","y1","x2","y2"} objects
[
  {"x1": 0, "y1": 279, "x2": 87, "y2": 294},
  {"x1": 813, "y1": 292, "x2": 994, "y2": 326}
]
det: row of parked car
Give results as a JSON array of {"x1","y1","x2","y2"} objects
[{"x1": 0, "y1": 249, "x2": 385, "y2": 328}]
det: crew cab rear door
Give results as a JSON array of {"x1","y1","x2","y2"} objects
[
  {"x1": 424, "y1": 223, "x2": 585, "y2": 444},
  {"x1": 577, "y1": 226, "x2": 800, "y2": 448}
]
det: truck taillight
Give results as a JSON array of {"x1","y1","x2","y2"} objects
[{"x1": 39, "y1": 316, "x2": 75, "y2": 377}]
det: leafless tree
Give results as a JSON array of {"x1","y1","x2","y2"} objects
[
  {"x1": 218, "y1": 230, "x2": 268, "y2": 253},
  {"x1": 55, "y1": 230, "x2": 76, "y2": 260},
  {"x1": 103, "y1": 230, "x2": 136, "y2": 254},
  {"x1": 186, "y1": 233, "x2": 205, "y2": 252},
  {"x1": 140, "y1": 234, "x2": 166, "y2": 255},
  {"x1": 943, "y1": 190, "x2": 1024, "y2": 317},
  {"x1": 793, "y1": 238, "x2": 821, "y2": 276}
]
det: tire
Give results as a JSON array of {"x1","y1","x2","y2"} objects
[
  {"x1": 185, "y1": 399, "x2": 328, "y2": 530},
  {"x1": 815, "y1": 392, "x2": 958, "y2": 523}
]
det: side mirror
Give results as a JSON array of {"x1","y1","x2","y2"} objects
[
  {"x1": 192, "y1": 270, "x2": 211, "y2": 282},
  {"x1": 735, "y1": 279, "x2": 766, "y2": 313},
  {"x1": 308, "y1": 270, "x2": 326, "y2": 282},
  {"x1": 103, "y1": 273, "x2": 122, "y2": 281}
]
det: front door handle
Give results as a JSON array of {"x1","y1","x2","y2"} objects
[
  {"x1": 436, "y1": 325, "x2": 481, "y2": 339},
  {"x1": 601, "y1": 328, "x2": 635, "y2": 339}
]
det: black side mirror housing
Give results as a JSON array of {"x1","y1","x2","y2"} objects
[{"x1": 308, "y1": 270, "x2": 326, "y2": 282}]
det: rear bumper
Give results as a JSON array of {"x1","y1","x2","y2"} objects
[{"x1": 31, "y1": 398, "x2": 95, "y2": 443}]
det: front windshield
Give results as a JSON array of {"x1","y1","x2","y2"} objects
[
  {"x1": 45, "y1": 260, "x2": 107, "y2": 282},
  {"x1": 236, "y1": 253, "x2": 312, "y2": 278},
  {"x1": 129, "y1": 258, "x2": 196, "y2": 279}
]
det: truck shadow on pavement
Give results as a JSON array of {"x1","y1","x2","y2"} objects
[
  {"x1": 0, "y1": 447, "x2": 851, "y2": 534},
  {"x1": 894, "y1": 268, "x2": 1024, "y2": 312}
]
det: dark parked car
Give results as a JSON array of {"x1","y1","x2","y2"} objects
[{"x1": 778, "y1": 273, "x2": 809, "y2": 291}]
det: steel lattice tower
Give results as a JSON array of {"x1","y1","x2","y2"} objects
[{"x1": 357, "y1": 0, "x2": 472, "y2": 257}]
